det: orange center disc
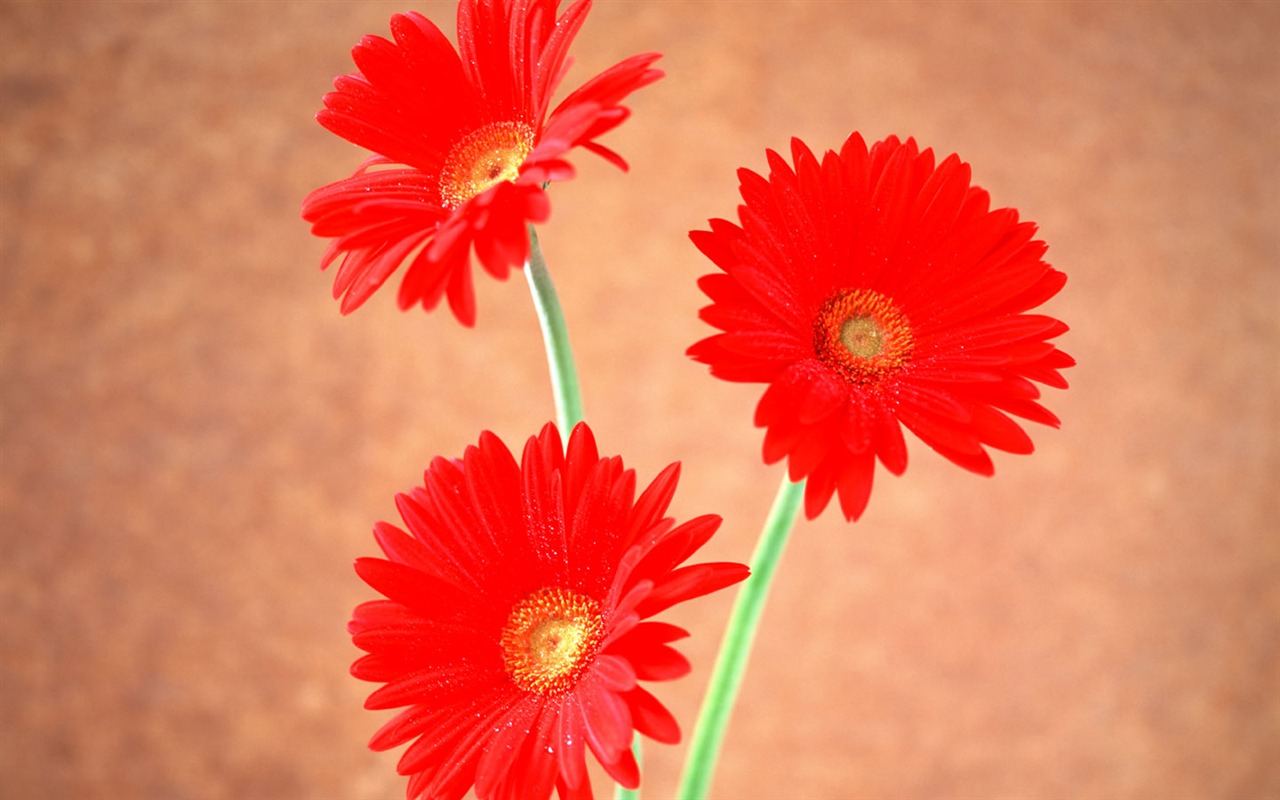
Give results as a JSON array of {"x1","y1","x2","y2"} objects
[
  {"x1": 500, "y1": 587, "x2": 605, "y2": 696},
  {"x1": 438, "y1": 121, "x2": 535, "y2": 208},
  {"x1": 813, "y1": 288, "x2": 914, "y2": 386}
]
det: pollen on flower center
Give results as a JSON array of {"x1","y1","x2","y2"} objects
[
  {"x1": 814, "y1": 288, "x2": 914, "y2": 385},
  {"x1": 500, "y1": 586, "x2": 605, "y2": 696},
  {"x1": 439, "y1": 121, "x2": 535, "y2": 208},
  {"x1": 840, "y1": 316, "x2": 885, "y2": 358}
]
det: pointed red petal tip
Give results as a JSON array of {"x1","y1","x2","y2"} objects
[{"x1": 690, "y1": 131, "x2": 1071, "y2": 521}]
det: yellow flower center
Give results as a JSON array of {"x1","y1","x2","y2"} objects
[
  {"x1": 438, "y1": 121, "x2": 535, "y2": 208},
  {"x1": 500, "y1": 587, "x2": 605, "y2": 696},
  {"x1": 814, "y1": 288, "x2": 914, "y2": 385}
]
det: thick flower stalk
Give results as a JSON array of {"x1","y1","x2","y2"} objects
[
  {"x1": 349, "y1": 422, "x2": 749, "y2": 800},
  {"x1": 689, "y1": 132, "x2": 1074, "y2": 521},
  {"x1": 302, "y1": 0, "x2": 662, "y2": 325}
]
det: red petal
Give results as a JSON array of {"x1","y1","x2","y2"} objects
[
  {"x1": 579, "y1": 676, "x2": 632, "y2": 763},
  {"x1": 635, "y1": 562, "x2": 750, "y2": 618},
  {"x1": 353, "y1": 558, "x2": 472, "y2": 618},
  {"x1": 593, "y1": 741, "x2": 639, "y2": 792},
  {"x1": 501, "y1": 704, "x2": 561, "y2": 800},
  {"x1": 474, "y1": 696, "x2": 541, "y2": 798},
  {"x1": 591, "y1": 654, "x2": 638, "y2": 692},
  {"x1": 834, "y1": 449, "x2": 876, "y2": 522},
  {"x1": 968, "y1": 403, "x2": 1035, "y2": 454},
  {"x1": 626, "y1": 514, "x2": 722, "y2": 588},
  {"x1": 371, "y1": 521, "x2": 433, "y2": 570},
  {"x1": 803, "y1": 465, "x2": 838, "y2": 520},
  {"x1": 625, "y1": 685, "x2": 681, "y2": 745},
  {"x1": 556, "y1": 695, "x2": 591, "y2": 793},
  {"x1": 625, "y1": 461, "x2": 680, "y2": 547}
]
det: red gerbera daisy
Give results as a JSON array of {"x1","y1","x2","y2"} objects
[
  {"x1": 349, "y1": 422, "x2": 748, "y2": 800},
  {"x1": 302, "y1": 0, "x2": 662, "y2": 325},
  {"x1": 689, "y1": 133, "x2": 1074, "y2": 521}
]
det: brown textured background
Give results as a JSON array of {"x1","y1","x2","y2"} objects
[{"x1": 2, "y1": 1, "x2": 1277, "y2": 798}]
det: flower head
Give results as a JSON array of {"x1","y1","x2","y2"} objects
[
  {"x1": 303, "y1": 0, "x2": 662, "y2": 325},
  {"x1": 349, "y1": 422, "x2": 748, "y2": 800},
  {"x1": 689, "y1": 133, "x2": 1074, "y2": 521}
]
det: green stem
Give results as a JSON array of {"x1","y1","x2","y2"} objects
[
  {"x1": 524, "y1": 226, "x2": 640, "y2": 797},
  {"x1": 523, "y1": 225, "x2": 584, "y2": 432},
  {"x1": 676, "y1": 475, "x2": 806, "y2": 800}
]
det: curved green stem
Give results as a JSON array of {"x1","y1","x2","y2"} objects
[
  {"x1": 524, "y1": 225, "x2": 584, "y2": 432},
  {"x1": 676, "y1": 475, "x2": 806, "y2": 800}
]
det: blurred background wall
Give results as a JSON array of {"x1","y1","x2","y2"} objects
[{"x1": 1, "y1": 1, "x2": 1276, "y2": 798}]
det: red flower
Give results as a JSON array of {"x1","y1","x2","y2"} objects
[
  {"x1": 349, "y1": 422, "x2": 748, "y2": 800},
  {"x1": 689, "y1": 133, "x2": 1074, "y2": 521},
  {"x1": 302, "y1": 0, "x2": 662, "y2": 325}
]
